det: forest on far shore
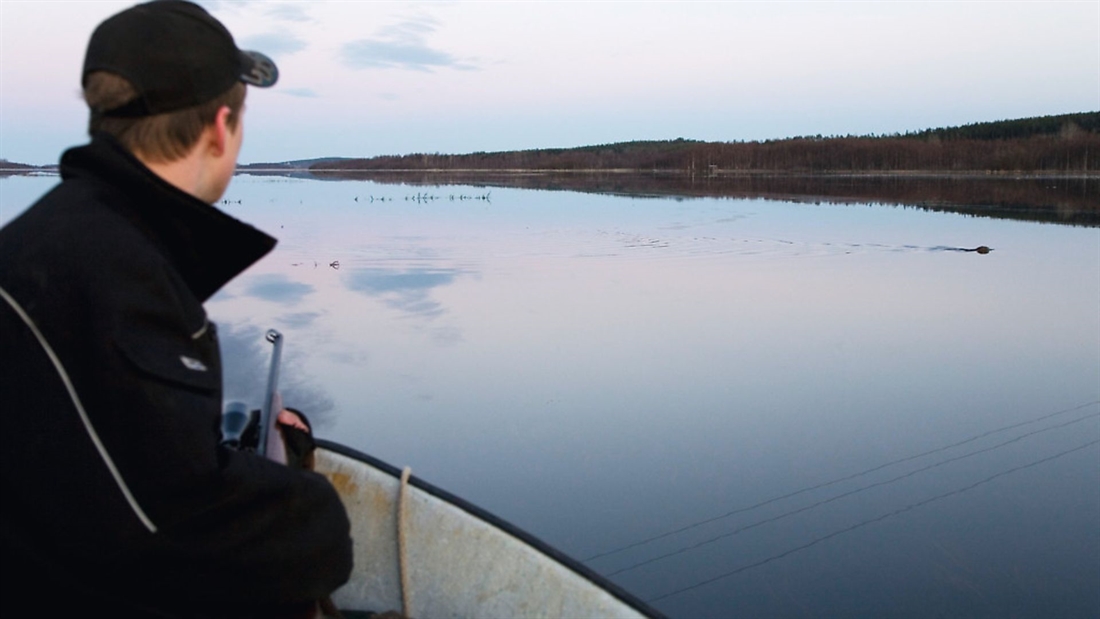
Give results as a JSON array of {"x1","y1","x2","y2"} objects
[{"x1": 314, "y1": 112, "x2": 1099, "y2": 174}]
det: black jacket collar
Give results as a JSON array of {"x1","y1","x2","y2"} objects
[{"x1": 59, "y1": 134, "x2": 276, "y2": 301}]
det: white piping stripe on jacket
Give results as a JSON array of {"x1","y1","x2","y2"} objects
[{"x1": 0, "y1": 285, "x2": 158, "y2": 533}]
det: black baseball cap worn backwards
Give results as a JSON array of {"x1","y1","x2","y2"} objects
[{"x1": 84, "y1": 0, "x2": 278, "y2": 118}]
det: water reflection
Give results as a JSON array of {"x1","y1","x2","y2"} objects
[
  {"x1": 243, "y1": 273, "x2": 314, "y2": 305},
  {"x1": 2, "y1": 173, "x2": 1097, "y2": 618},
  {"x1": 644, "y1": 437, "x2": 1099, "y2": 606},
  {"x1": 219, "y1": 321, "x2": 335, "y2": 426},
  {"x1": 593, "y1": 402, "x2": 1100, "y2": 577},
  {"x1": 277, "y1": 311, "x2": 323, "y2": 329},
  {"x1": 314, "y1": 171, "x2": 1100, "y2": 227},
  {"x1": 345, "y1": 267, "x2": 465, "y2": 319}
]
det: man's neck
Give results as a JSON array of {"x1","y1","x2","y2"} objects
[
  {"x1": 140, "y1": 154, "x2": 206, "y2": 201},
  {"x1": 129, "y1": 108, "x2": 238, "y2": 204}
]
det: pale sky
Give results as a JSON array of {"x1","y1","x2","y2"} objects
[{"x1": 1, "y1": 1, "x2": 1097, "y2": 165}]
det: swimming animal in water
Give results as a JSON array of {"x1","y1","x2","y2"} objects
[{"x1": 935, "y1": 245, "x2": 992, "y2": 254}]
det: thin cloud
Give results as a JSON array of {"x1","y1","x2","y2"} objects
[
  {"x1": 341, "y1": 16, "x2": 478, "y2": 72},
  {"x1": 376, "y1": 17, "x2": 438, "y2": 39},
  {"x1": 431, "y1": 326, "x2": 464, "y2": 347},
  {"x1": 265, "y1": 3, "x2": 312, "y2": 23},
  {"x1": 240, "y1": 31, "x2": 308, "y2": 57},
  {"x1": 280, "y1": 88, "x2": 319, "y2": 98},
  {"x1": 195, "y1": 1, "x2": 237, "y2": 11},
  {"x1": 340, "y1": 40, "x2": 454, "y2": 72},
  {"x1": 201, "y1": 2, "x2": 310, "y2": 25}
]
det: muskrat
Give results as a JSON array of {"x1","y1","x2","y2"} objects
[{"x1": 936, "y1": 245, "x2": 992, "y2": 254}]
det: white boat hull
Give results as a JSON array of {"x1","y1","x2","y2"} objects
[{"x1": 314, "y1": 441, "x2": 662, "y2": 618}]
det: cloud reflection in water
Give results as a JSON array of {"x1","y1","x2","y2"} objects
[
  {"x1": 244, "y1": 273, "x2": 314, "y2": 306},
  {"x1": 218, "y1": 322, "x2": 335, "y2": 428},
  {"x1": 278, "y1": 311, "x2": 324, "y2": 329},
  {"x1": 345, "y1": 267, "x2": 463, "y2": 320}
]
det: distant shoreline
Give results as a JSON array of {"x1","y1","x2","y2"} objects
[
  {"x1": 4, "y1": 111, "x2": 1097, "y2": 176},
  {"x1": 301, "y1": 168, "x2": 1099, "y2": 179},
  {"x1": 308, "y1": 113, "x2": 1100, "y2": 177},
  {"x1": 4, "y1": 166, "x2": 1095, "y2": 227},
  {"x1": 303, "y1": 169, "x2": 1100, "y2": 228},
  {"x1": 2, "y1": 167, "x2": 1097, "y2": 179}
]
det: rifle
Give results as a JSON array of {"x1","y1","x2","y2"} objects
[
  {"x1": 257, "y1": 329, "x2": 284, "y2": 458},
  {"x1": 221, "y1": 329, "x2": 284, "y2": 460}
]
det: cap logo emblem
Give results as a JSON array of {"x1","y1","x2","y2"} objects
[{"x1": 242, "y1": 53, "x2": 278, "y2": 87}]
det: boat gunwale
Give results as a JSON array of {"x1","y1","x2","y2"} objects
[{"x1": 315, "y1": 438, "x2": 667, "y2": 619}]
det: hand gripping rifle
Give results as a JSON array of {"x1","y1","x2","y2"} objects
[{"x1": 220, "y1": 329, "x2": 284, "y2": 460}]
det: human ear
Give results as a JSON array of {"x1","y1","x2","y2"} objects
[{"x1": 208, "y1": 106, "x2": 232, "y2": 157}]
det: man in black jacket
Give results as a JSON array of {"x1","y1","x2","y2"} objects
[{"x1": 0, "y1": 2, "x2": 352, "y2": 617}]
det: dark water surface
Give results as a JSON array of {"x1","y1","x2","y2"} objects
[{"x1": 2, "y1": 174, "x2": 1098, "y2": 618}]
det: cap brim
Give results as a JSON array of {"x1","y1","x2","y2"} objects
[{"x1": 240, "y1": 50, "x2": 278, "y2": 87}]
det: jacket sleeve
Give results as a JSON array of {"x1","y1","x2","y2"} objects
[{"x1": 139, "y1": 447, "x2": 354, "y2": 612}]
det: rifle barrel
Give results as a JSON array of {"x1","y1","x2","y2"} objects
[{"x1": 256, "y1": 329, "x2": 283, "y2": 457}]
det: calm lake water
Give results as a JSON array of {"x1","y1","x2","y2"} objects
[{"x1": 2, "y1": 173, "x2": 1098, "y2": 618}]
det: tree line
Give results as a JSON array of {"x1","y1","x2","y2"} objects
[{"x1": 315, "y1": 112, "x2": 1099, "y2": 174}]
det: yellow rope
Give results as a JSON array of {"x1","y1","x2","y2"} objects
[{"x1": 397, "y1": 466, "x2": 413, "y2": 618}]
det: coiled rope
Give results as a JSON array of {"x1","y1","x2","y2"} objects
[{"x1": 397, "y1": 466, "x2": 413, "y2": 618}]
